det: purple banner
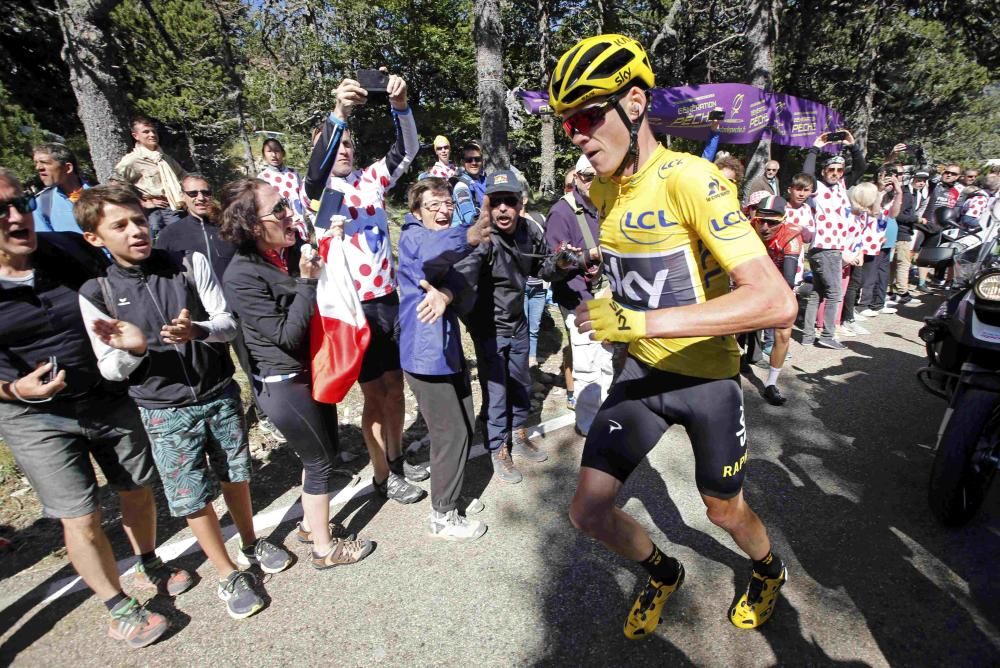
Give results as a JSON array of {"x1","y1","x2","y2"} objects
[{"x1": 520, "y1": 84, "x2": 843, "y2": 148}]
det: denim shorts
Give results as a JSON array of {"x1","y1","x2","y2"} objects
[
  {"x1": 138, "y1": 383, "x2": 250, "y2": 518},
  {"x1": 0, "y1": 392, "x2": 157, "y2": 519}
]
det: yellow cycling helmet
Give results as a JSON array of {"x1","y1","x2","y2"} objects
[{"x1": 549, "y1": 34, "x2": 655, "y2": 116}]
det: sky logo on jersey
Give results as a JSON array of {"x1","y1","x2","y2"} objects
[
  {"x1": 604, "y1": 250, "x2": 698, "y2": 309},
  {"x1": 708, "y1": 209, "x2": 751, "y2": 241},
  {"x1": 619, "y1": 209, "x2": 682, "y2": 244}
]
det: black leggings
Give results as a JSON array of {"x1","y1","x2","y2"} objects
[{"x1": 253, "y1": 373, "x2": 339, "y2": 495}]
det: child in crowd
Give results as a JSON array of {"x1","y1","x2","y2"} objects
[{"x1": 77, "y1": 183, "x2": 291, "y2": 621}]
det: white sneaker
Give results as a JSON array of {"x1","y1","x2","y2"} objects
[
  {"x1": 429, "y1": 509, "x2": 487, "y2": 542},
  {"x1": 884, "y1": 297, "x2": 898, "y2": 306},
  {"x1": 847, "y1": 321, "x2": 870, "y2": 335},
  {"x1": 853, "y1": 312, "x2": 869, "y2": 321},
  {"x1": 859, "y1": 308, "x2": 881, "y2": 317},
  {"x1": 879, "y1": 306, "x2": 898, "y2": 314},
  {"x1": 837, "y1": 324, "x2": 858, "y2": 337}
]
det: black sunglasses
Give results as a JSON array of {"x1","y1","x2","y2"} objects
[
  {"x1": 944, "y1": 170, "x2": 960, "y2": 176},
  {"x1": 261, "y1": 197, "x2": 291, "y2": 219},
  {"x1": 489, "y1": 194, "x2": 521, "y2": 207},
  {"x1": 0, "y1": 195, "x2": 36, "y2": 221},
  {"x1": 183, "y1": 189, "x2": 212, "y2": 198},
  {"x1": 463, "y1": 156, "x2": 483, "y2": 164}
]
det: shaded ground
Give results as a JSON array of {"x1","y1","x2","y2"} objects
[{"x1": 2, "y1": 289, "x2": 999, "y2": 666}]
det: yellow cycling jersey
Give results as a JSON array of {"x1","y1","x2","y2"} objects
[{"x1": 590, "y1": 144, "x2": 767, "y2": 379}]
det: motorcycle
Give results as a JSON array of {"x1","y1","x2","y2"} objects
[{"x1": 916, "y1": 216, "x2": 1000, "y2": 526}]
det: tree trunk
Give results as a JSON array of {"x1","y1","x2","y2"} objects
[
  {"x1": 474, "y1": 0, "x2": 508, "y2": 172},
  {"x1": 852, "y1": 4, "x2": 883, "y2": 155},
  {"x1": 210, "y1": 0, "x2": 256, "y2": 174},
  {"x1": 536, "y1": 0, "x2": 555, "y2": 196},
  {"x1": 56, "y1": 0, "x2": 131, "y2": 182},
  {"x1": 742, "y1": 0, "x2": 781, "y2": 191}
]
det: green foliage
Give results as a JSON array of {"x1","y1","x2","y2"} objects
[{"x1": 0, "y1": 82, "x2": 46, "y2": 182}]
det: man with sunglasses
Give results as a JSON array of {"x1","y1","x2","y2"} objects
[
  {"x1": 800, "y1": 130, "x2": 868, "y2": 349},
  {"x1": 0, "y1": 168, "x2": 193, "y2": 647},
  {"x1": 457, "y1": 141, "x2": 488, "y2": 210},
  {"x1": 155, "y1": 175, "x2": 235, "y2": 283},
  {"x1": 428, "y1": 135, "x2": 457, "y2": 179},
  {"x1": 454, "y1": 171, "x2": 550, "y2": 484},
  {"x1": 549, "y1": 34, "x2": 797, "y2": 637},
  {"x1": 743, "y1": 160, "x2": 782, "y2": 207}
]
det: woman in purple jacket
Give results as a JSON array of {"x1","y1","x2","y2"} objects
[{"x1": 398, "y1": 177, "x2": 491, "y2": 541}]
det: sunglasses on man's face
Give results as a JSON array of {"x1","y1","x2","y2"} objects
[
  {"x1": 183, "y1": 189, "x2": 212, "y2": 198},
  {"x1": 765, "y1": 168, "x2": 779, "y2": 173},
  {"x1": 944, "y1": 171, "x2": 960, "y2": 176},
  {"x1": 490, "y1": 194, "x2": 521, "y2": 208},
  {"x1": 260, "y1": 197, "x2": 291, "y2": 220},
  {"x1": 576, "y1": 172, "x2": 595, "y2": 183},
  {"x1": 435, "y1": 145, "x2": 450, "y2": 151},
  {"x1": 0, "y1": 195, "x2": 36, "y2": 222},
  {"x1": 756, "y1": 217, "x2": 783, "y2": 227},
  {"x1": 561, "y1": 95, "x2": 621, "y2": 139},
  {"x1": 463, "y1": 156, "x2": 483, "y2": 164}
]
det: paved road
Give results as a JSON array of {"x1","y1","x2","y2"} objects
[{"x1": 2, "y1": 294, "x2": 999, "y2": 666}]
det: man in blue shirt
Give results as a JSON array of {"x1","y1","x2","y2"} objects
[{"x1": 32, "y1": 143, "x2": 90, "y2": 233}]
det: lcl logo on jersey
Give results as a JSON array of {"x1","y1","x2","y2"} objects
[
  {"x1": 657, "y1": 159, "x2": 684, "y2": 179},
  {"x1": 619, "y1": 209, "x2": 682, "y2": 244},
  {"x1": 708, "y1": 209, "x2": 751, "y2": 241}
]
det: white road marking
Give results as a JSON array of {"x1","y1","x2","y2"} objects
[{"x1": 9, "y1": 412, "x2": 577, "y2": 609}]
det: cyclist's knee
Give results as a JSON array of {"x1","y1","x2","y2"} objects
[
  {"x1": 569, "y1": 496, "x2": 611, "y2": 537},
  {"x1": 703, "y1": 493, "x2": 745, "y2": 530}
]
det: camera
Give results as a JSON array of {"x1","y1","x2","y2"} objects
[{"x1": 554, "y1": 247, "x2": 584, "y2": 272}]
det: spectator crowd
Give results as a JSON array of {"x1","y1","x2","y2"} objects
[{"x1": 2, "y1": 51, "x2": 999, "y2": 651}]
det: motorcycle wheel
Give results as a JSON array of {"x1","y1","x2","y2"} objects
[{"x1": 927, "y1": 387, "x2": 1000, "y2": 526}]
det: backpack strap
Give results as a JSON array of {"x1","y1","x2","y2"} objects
[
  {"x1": 561, "y1": 192, "x2": 597, "y2": 250},
  {"x1": 96, "y1": 276, "x2": 117, "y2": 319}
]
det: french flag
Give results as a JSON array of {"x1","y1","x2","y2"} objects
[{"x1": 309, "y1": 230, "x2": 370, "y2": 403}]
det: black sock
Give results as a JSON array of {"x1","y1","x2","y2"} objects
[
  {"x1": 387, "y1": 455, "x2": 404, "y2": 476},
  {"x1": 640, "y1": 544, "x2": 681, "y2": 585},
  {"x1": 104, "y1": 592, "x2": 128, "y2": 612},
  {"x1": 753, "y1": 551, "x2": 784, "y2": 578},
  {"x1": 242, "y1": 539, "x2": 257, "y2": 553},
  {"x1": 139, "y1": 550, "x2": 158, "y2": 568}
]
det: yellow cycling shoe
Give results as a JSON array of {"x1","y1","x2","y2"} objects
[
  {"x1": 623, "y1": 565, "x2": 685, "y2": 640},
  {"x1": 729, "y1": 566, "x2": 787, "y2": 629}
]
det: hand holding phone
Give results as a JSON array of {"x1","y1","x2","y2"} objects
[
  {"x1": 709, "y1": 109, "x2": 725, "y2": 121},
  {"x1": 826, "y1": 131, "x2": 847, "y2": 142}
]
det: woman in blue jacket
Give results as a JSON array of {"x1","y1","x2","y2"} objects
[{"x1": 398, "y1": 177, "x2": 491, "y2": 541}]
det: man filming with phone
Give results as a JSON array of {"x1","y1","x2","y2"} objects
[{"x1": 303, "y1": 70, "x2": 425, "y2": 505}]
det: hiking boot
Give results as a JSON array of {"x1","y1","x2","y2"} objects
[
  {"x1": 236, "y1": 538, "x2": 293, "y2": 574},
  {"x1": 429, "y1": 509, "x2": 487, "y2": 542},
  {"x1": 295, "y1": 520, "x2": 355, "y2": 544},
  {"x1": 133, "y1": 557, "x2": 195, "y2": 597},
  {"x1": 217, "y1": 570, "x2": 264, "y2": 620},
  {"x1": 491, "y1": 445, "x2": 522, "y2": 484},
  {"x1": 623, "y1": 566, "x2": 685, "y2": 640},
  {"x1": 107, "y1": 597, "x2": 169, "y2": 648},
  {"x1": 729, "y1": 565, "x2": 787, "y2": 629},
  {"x1": 374, "y1": 472, "x2": 427, "y2": 504},
  {"x1": 815, "y1": 337, "x2": 847, "y2": 350},
  {"x1": 762, "y1": 385, "x2": 787, "y2": 406},
  {"x1": 311, "y1": 537, "x2": 375, "y2": 570},
  {"x1": 511, "y1": 428, "x2": 547, "y2": 462},
  {"x1": 458, "y1": 496, "x2": 485, "y2": 516}
]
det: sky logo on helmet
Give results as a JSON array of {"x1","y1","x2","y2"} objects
[
  {"x1": 708, "y1": 210, "x2": 751, "y2": 241},
  {"x1": 614, "y1": 67, "x2": 632, "y2": 87}
]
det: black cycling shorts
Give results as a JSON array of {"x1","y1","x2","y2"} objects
[
  {"x1": 358, "y1": 291, "x2": 401, "y2": 384},
  {"x1": 581, "y1": 356, "x2": 749, "y2": 499}
]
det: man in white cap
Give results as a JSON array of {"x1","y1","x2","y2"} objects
[{"x1": 539, "y1": 155, "x2": 613, "y2": 435}]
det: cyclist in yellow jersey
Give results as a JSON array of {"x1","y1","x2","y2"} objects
[{"x1": 549, "y1": 34, "x2": 798, "y2": 637}]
